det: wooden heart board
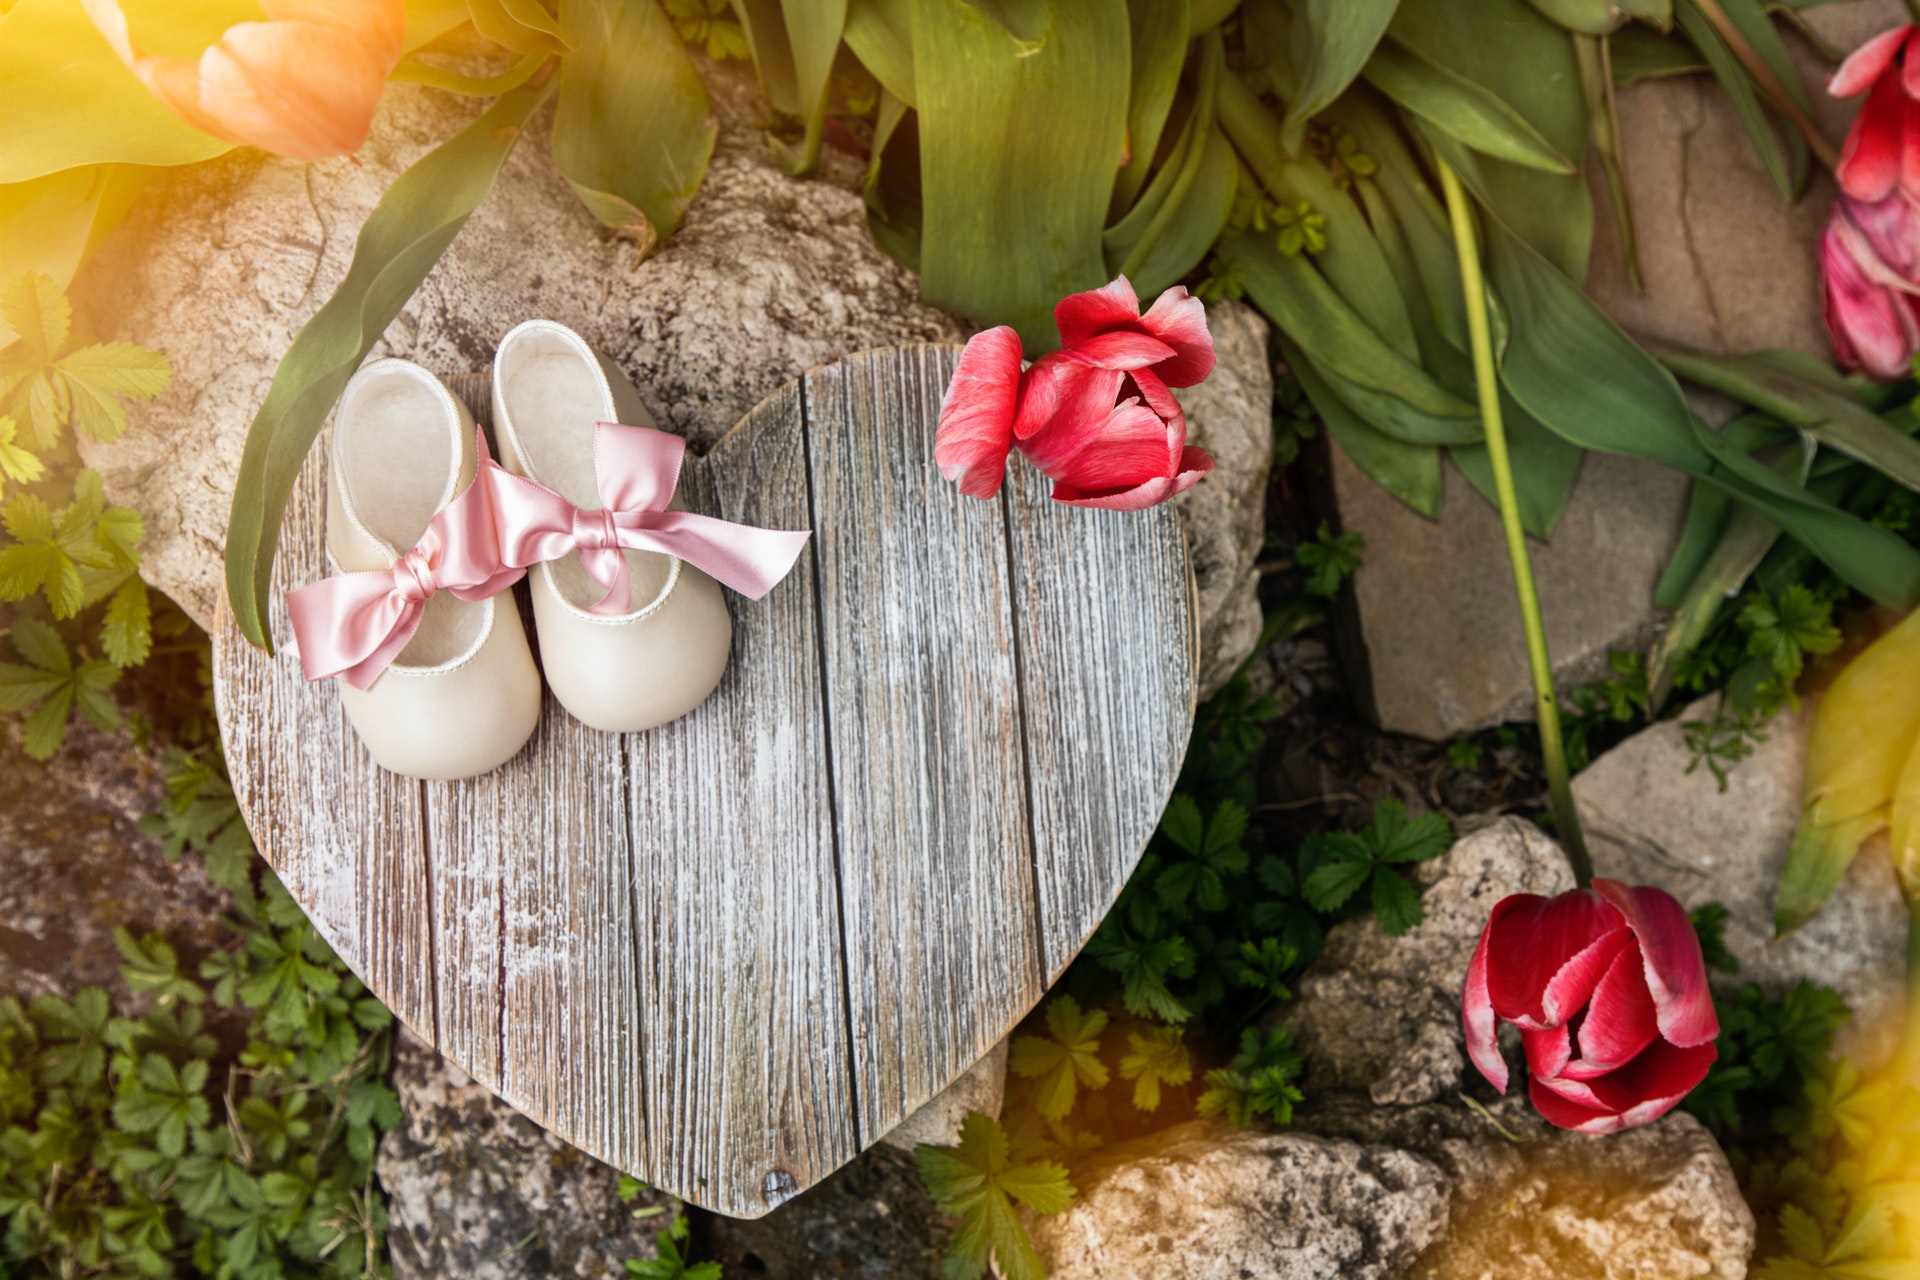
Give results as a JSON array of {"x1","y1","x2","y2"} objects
[{"x1": 215, "y1": 346, "x2": 1196, "y2": 1218}]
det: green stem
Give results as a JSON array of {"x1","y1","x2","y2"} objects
[
  {"x1": 1691, "y1": 0, "x2": 1840, "y2": 171},
  {"x1": 1436, "y1": 159, "x2": 1593, "y2": 888},
  {"x1": 1907, "y1": 0, "x2": 1920, "y2": 28}
]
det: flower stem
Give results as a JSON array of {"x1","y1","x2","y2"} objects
[
  {"x1": 1692, "y1": 0, "x2": 1841, "y2": 172},
  {"x1": 1907, "y1": 0, "x2": 1920, "y2": 28},
  {"x1": 1436, "y1": 159, "x2": 1594, "y2": 888}
]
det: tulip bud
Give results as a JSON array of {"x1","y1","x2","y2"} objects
[
  {"x1": 1820, "y1": 193, "x2": 1920, "y2": 382},
  {"x1": 1462, "y1": 880, "x2": 1718, "y2": 1134}
]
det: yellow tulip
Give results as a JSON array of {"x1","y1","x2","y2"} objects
[
  {"x1": 81, "y1": 0, "x2": 408, "y2": 161},
  {"x1": 1778, "y1": 606, "x2": 1920, "y2": 935}
]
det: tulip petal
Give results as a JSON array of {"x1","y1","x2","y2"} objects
[
  {"x1": 1823, "y1": 215, "x2": 1920, "y2": 378},
  {"x1": 1482, "y1": 890, "x2": 1630, "y2": 1030},
  {"x1": 1839, "y1": 70, "x2": 1908, "y2": 201},
  {"x1": 200, "y1": 21, "x2": 397, "y2": 160},
  {"x1": 1529, "y1": 1075, "x2": 1629, "y2": 1134},
  {"x1": 1023, "y1": 400, "x2": 1176, "y2": 490},
  {"x1": 1063, "y1": 330, "x2": 1179, "y2": 371},
  {"x1": 1592, "y1": 880, "x2": 1720, "y2": 1048},
  {"x1": 1464, "y1": 900, "x2": 1516, "y2": 1092},
  {"x1": 1011, "y1": 356, "x2": 1063, "y2": 441},
  {"x1": 1055, "y1": 276, "x2": 1143, "y2": 348},
  {"x1": 1140, "y1": 286, "x2": 1218, "y2": 387},
  {"x1": 1052, "y1": 447, "x2": 1213, "y2": 512},
  {"x1": 935, "y1": 325, "x2": 1024, "y2": 500},
  {"x1": 82, "y1": 0, "x2": 404, "y2": 162},
  {"x1": 1557, "y1": 939, "x2": 1662, "y2": 1078},
  {"x1": 1126, "y1": 368, "x2": 1186, "y2": 430},
  {"x1": 1594, "y1": 1039, "x2": 1719, "y2": 1115},
  {"x1": 1832, "y1": 24, "x2": 1912, "y2": 97}
]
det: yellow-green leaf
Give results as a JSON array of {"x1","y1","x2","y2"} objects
[
  {"x1": 551, "y1": 0, "x2": 716, "y2": 242},
  {"x1": 0, "y1": 271, "x2": 71, "y2": 362},
  {"x1": 843, "y1": 0, "x2": 914, "y2": 105}
]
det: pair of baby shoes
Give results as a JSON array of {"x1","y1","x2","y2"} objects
[{"x1": 285, "y1": 321, "x2": 810, "y2": 780}]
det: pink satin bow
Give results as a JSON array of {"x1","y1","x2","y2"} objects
[
  {"x1": 484, "y1": 421, "x2": 811, "y2": 613},
  {"x1": 287, "y1": 431, "x2": 524, "y2": 691}
]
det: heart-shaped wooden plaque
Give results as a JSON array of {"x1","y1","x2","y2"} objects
[{"x1": 215, "y1": 346, "x2": 1196, "y2": 1218}]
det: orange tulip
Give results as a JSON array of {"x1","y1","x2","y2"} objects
[{"x1": 81, "y1": 0, "x2": 406, "y2": 162}]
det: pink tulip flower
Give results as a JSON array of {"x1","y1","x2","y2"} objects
[
  {"x1": 934, "y1": 277, "x2": 1216, "y2": 511},
  {"x1": 83, "y1": 0, "x2": 407, "y2": 162},
  {"x1": 1831, "y1": 23, "x2": 1920, "y2": 203},
  {"x1": 1463, "y1": 879, "x2": 1719, "y2": 1134},
  {"x1": 1821, "y1": 191, "x2": 1920, "y2": 380}
]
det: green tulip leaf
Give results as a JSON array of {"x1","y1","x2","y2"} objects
[
  {"x1": 1363, "y1": 35, "x2": 1578, "y2": 174},
  {"x1": 1278, "y1": 0, "x2": 1401, "y2": 155},
  {"x1": 1287, "y1": 337, "x2": 1444, "y2": 517},
  {"x1": 1112, "y1": 0, "x2": 1192, "y2": 213},
  {"x1": 1390, "y1": 0, "x2": 1592, "y2": 280},
  {"x1": 552, "y1": 0, "x2": 717, "y2": 241},
  {"x1": 844, "y1": 0, "x2": 916, "y2": 105},
  {"x1": 224, "y1": 75, "x2": 556, "y2": 651},
  {"x1": 1482, "y1": 213, "x2": 1920, "y2": 611},
  {"x1": 1221, "y1": 230, "x2": 1479, "y2": 444},
  {"x1": 912, "y1": 0, "x2": 1131, "y2": 350}
]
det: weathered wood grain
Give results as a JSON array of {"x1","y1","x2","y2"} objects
[
  {"x1": 803, "y1": 347, "x2": 1045, "y2": 1145},
  {"x1": 629, "y1": 384, "x2": 856, "y2": 1215},
  {"x1": 214, "y1": 348, "x2": 1196, "y2": 1219},
  {"x1": 214, "y1": 442, "x2": 437, "y2": 1047},
  {"x1": 1002, "y1": 462, "x2": 1196, "y2": 980}
]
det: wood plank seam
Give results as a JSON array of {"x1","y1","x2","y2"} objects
[
  {"x1": 415, "y1": 777, "x2": 441, "y2": 1051},
  {"x1": 997, "y1": 478, "x2": 1052, "y2": 993},
  {"x1": 794, "y1": 370, "x2": 872, "y2": 1150}
]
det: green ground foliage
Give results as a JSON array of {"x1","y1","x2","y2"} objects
[
  {"x1": 0, "y1": 272, "x2": 169, "y2": 760},
  {"x1": 0, "y1": 676, "x2": 401, "y2": 1279}
]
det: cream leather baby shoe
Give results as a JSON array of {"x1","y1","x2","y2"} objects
[
  {"x1": 490, "y1": 322, "x2": 734, "y2": 733},
  {"x1": 288, "y1": 359, "x2": 542, "y2": 780}
]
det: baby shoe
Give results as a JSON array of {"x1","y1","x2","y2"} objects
[
  {"x1": 487, "y1": 320, "x2": 810, "y2": 733},
  {"x1": 287, "y1": 359, "x2": 542, "y2": 780}
]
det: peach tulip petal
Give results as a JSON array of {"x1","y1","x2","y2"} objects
[{"x1": 83, "y1": 0, "x2": 405, "y2": 161}]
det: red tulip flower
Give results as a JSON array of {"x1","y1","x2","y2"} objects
[
  {"x1": 1462, "y1": 879, "x2": 1719, "y2": 1134},
  {"x1": 934, "y1": 277, "x2": 1216, "y2": 511},
  {"x1": 1831, "y1": 24, "x2": 1920, "y2": 204},
  {"x1": 1821, "y1": 190, "x2": 1920, "y2": 380}
]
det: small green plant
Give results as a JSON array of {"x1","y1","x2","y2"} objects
[
  {"x1": 0, "y1": 271, "x2": 170, "y2": 757},
  {"x1": 1294, "y1": 523, "x2": 1364, "y2": 600},
  {"x1": 1673, "y1": 583, "x2": 1845, "y2": 788},
  {"x1": 618, "y1": 1177, "x2": 720, "y2": 1280},
  {"x1": 1195, "y1": 1027, "x2": 1304, "y2": 1128},
  {"x1": 916, "y1": 1113, "x2": 1074, "y2": 1280},
  {"x1": 1301, "y1": 799, "x2": 1452, "y2": 937},
  {"x1": 1009, "y1": 997, "x2": 1109, "y2": 1123}
]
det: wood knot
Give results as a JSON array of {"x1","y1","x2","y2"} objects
[{"x1": 761, "y1": 1167, "x2": 799, "y2": 1209}]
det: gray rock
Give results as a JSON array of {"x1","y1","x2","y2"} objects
[
  {"x1": 1279, "y1": 817, "x2": 1575, "y2": 1106},
  {"x1": 0, "y1": 717, "x2": 227, "y2": 1002},
  {"x1": 879, "y1": 1036, "x2": 1008, "y2": 1153},
  {"x1": 1031, "y1": 1120, "x2": 1450, "y2": 1280},
  {"x1": 376, "y1": 1027, "x2": 679, "y2": 1280},
  {"x1": 1329, "y1": 441, "x2": 1692, "y2": 743},
  {"x1": 1304, "y1": 1096, "x2": 1754, "y2": 1280},
  {"x1": 1173, "y1": 299, "x2": 1274, "y2": 700},
  {"x1": 1329, "y1": 3, "x2": 1904, "y2": 742},
  {"x1": 1574, "y1": 697, "x2": 1909, "y2": 1071},
  {"x1": 702, "y1": 1143, "x2": 951, "y2": 1280}
]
